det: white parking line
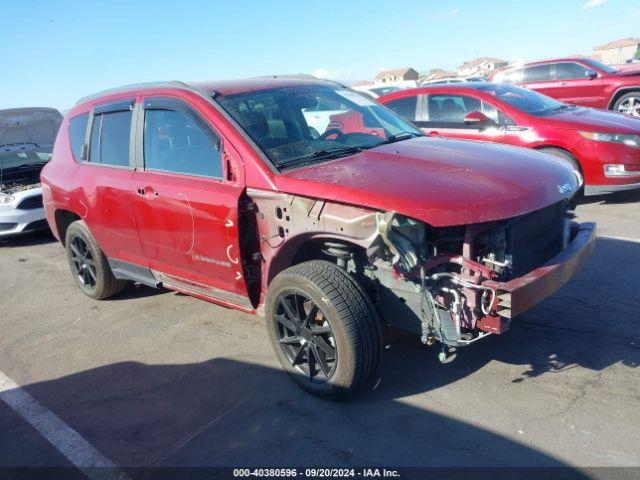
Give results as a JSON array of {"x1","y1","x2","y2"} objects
[{"x1": 0, "y1": 370, "x2": 130, "y2": 480}]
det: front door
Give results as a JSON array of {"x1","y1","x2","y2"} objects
[
  {"x1": 416, "y1": 93, "x2": 507, "y2": 143},
  {"x1": 132, "y1": 96, "x2": 247, "y2": 301},
  {"x1": 544, "y1": 62, "x2": 605, "y2": 108}
]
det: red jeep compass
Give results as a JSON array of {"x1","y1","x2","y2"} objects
[
  {"x1": 491, "y1": 57, "x2": 640, "y2": 117},
  {"x1": 41, "y1": 77, "x2": 595, "y2": 398},
  {"x1": 379, "y1": 83, "x2": 640, "y2": 195}
]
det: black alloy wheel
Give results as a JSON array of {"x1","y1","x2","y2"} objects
[
  {"x1": 69, "y1": 235, "x2": 97, "y2": 288},
  {"x1": 274, "y1": 291, "x2": 337, "y2": 382}
]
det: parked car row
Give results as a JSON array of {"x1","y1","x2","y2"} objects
[{"x1": 38, "y1": 76, "x2": 595, "y2": 398}]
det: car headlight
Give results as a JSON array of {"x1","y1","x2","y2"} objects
[
  {"x1": 578, "y1": 131, "x2": 640, "y2": 147},
  {"x1": 0, "y1": 194, "x2": 15, "y2": 204}
]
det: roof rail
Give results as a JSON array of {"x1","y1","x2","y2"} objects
[{"x1": 75, "y1": 80, "x2": 193, "y2": 106}]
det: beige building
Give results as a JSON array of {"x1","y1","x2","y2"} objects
[
  {"x1": 593, "y1": 38, "x2": 640, "y2": 65},
  {"x1": 457, "y1": 57, "x2": 508, "y2": 77},
  {"x1": 374, "y1": 68, "x2": 419, "y2": 83}
]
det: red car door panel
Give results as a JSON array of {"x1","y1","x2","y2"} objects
[{"x1": 132, "y1": 97, "x2": 247, "y2": 299}]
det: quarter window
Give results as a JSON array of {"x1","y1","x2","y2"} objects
[
  {"x1": 68, "y1": 113, "x2": 89, "y2": 161},
  {"x1": 143, "y1": 108, "x2": 222, "y2": 178},
  {"x1": 88, "y1": 110, "x2": 132, "y2": 167}
]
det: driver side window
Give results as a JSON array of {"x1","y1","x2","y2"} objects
[{"x1": 414, "y1": 94, "x2": 510, "y2": 129}]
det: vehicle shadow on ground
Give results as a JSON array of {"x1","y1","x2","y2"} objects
[
  {"x1": 577, "y1": 188, "x2": 640, "y2": 206},
  {"x1": 0, "y1": 237, "x2": 636, "y2": 478},
  {"x1": 0, "y1": 229, "x2": 55, "y2": 248},
  {"x1": 1, "y1": 358, "x2": 591, "y2": 480}
]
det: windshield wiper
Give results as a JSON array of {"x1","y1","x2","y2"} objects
[
  {"x1": 277, "y1": 146, "x2": 365, "y2": 169},
  {"x1": 1, "y1": 162, "x2": 46, "y2": 170},
  {"x1": 380, "y1": 132, "x2": 421, "y2": 145}
]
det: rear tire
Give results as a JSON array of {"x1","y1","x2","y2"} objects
[
  {"x1": 266, "y1": 260, "x2": 382, "y2": 399},
  {"x1": 65, "y1": 221, "x2": 127, "y2": 300}
]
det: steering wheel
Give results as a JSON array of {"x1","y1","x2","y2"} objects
[{"x1": 318, "y1": 128, "x2": 344, "y2": 141}]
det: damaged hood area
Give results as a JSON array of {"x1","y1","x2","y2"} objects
[
  {"x1": 0, "y1": 107, "x2": 63, "y2": 149},
  {"x1": 275, "y1": 137, "x2": 578, "y2": 227},
  {"x1": 1, "y1": 107, "x2": 62, "y2": 189}
]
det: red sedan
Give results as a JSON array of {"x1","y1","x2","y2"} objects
[{"x1": 380, "y1": 83, "x2": 640, "y2": 195}]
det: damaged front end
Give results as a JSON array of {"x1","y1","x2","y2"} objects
[
  {"x1": 248, "y1": 189, "x2": 595, "y2": 361},
  {"x1": 367, "y1": 201, "x2": 595, "y2": 356}
]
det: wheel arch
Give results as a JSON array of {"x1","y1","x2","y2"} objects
[
  {"x1": 54, "y1": 209, "x2": 82, "y2": 246},
  {"x1": 532, "y1": 145, "x2": 584, "y2": 173},
  {"x1": 607, "y1": 86, "x2": 640, "y2": 110},
  {"x1": 265, "y1": 233, "x2": 368, "y2": 287}
]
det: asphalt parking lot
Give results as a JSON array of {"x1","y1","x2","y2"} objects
[{"x1": 0, "y1": 191, "x2": 639, "y2": 479}]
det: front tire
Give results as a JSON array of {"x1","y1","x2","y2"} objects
[
  {"x1": 266, "y1": 260, "x2": 382, "y2": 399},
  {"x1": 613, "y1": 92, "x2": 640, "y2": 117},
  {"x1": 65, "y1": 221, "x2": 127, "y2": 300}
]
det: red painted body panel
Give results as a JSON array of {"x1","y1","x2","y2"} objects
[
  {"x1": 379, "y1": 85, "x2": 640, "y2": 191},
  {"x1": 489, "y1": 58, "x2": 640, "y2": 110},
  {"x1": 276, "y1": 137, "x2": 576, "y2": 227}
]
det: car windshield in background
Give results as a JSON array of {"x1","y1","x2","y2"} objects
[
  {"x1": 582, "y1": 58, "x2": 618, "y2": 75},
  {"x1": 217, "y1": 85, "x2": 420, "y2": 168},
  {"x1": 476, "y1": 84, "x2": 567, "y2": 115},
  {"x1": 369, "y1": 86, "x2": 401, "y2": 96},
  {"x1": 0, "y1": 149, "x2": 52, "y2": 170}
]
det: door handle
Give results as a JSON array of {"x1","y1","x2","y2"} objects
[
  {"x1": 427, "y1": 130, "x2": 441, "y2": 137},
  {"x1": 136, "y1": 187, "x2": 145, "y2": 196}
]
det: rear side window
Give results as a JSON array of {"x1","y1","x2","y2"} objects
[
  {"x1": 385, "y1": 96, "x2": 418, "y2": 121},
  {"x1": 524, "y1": 65, "x2": 553, "y2": 83},
  {"x1": 88, "y1": 110, "x2": 132, "y2": 167},
  {"x1": 143, "y1": 108, "x2": 222, "y2": 178},
  {"x1": 68, "y1": 113, "x2": 89, "y2": 161}
]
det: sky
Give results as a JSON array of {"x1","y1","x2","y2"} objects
[{"x1": 1, "y1": 0, "x2": 639, "y2": 111}]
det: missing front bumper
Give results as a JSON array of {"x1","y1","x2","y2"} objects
[{"x1": 484, "y1": 222, "x2": 596, "y2": 319}]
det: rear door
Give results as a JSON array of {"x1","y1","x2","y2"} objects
[
  {"x1": 81, "y1": 99, "x2": 146, "y2": 265},
  {"x1": 545, "y1": 62, "x2": 605, "y2": 107},
  {"x1": 520, "y1": 64, "x2": 557, "y2": 98},
  {"x1": 131, "y1": 96, "x2": 248, "y2": 303}
]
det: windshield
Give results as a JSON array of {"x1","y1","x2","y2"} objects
[
  {"x1": 217, "y1": 85, "x2": 420, "y2": 168},
  {"x1": 0, "y1": 149, "x2": 52, "y2": 170},
  {"x1": 476, "y1": 84, "x2": 567, "y2": 115},
  {"x1": 582, "y1": 58, "x2": 618, "y2": 74}
]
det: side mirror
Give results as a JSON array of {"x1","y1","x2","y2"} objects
[
  {"x1": 585, "y1": 69, "x2": 598, "y2": 80},
  {"x1": 463, "y1": 111, "x2": 495, "y2": 130}
]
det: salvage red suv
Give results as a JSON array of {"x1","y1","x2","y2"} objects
[
  {"x1": 379, "y1": 83, "x2": 640, "y2": 195},
  {"x1": 42, "y1": 77, "x2": 595, "y2": 398},
  {"x1": 491, "y1": 57, "x2": 640, "y2": 117}
]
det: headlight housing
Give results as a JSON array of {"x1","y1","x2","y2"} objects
[
  {"x1": 0, "y1": 194, "x2": 15, "y2": 204},
  {"x1": 578, "y1": 131, "x2": 640, "y2": 147}
]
